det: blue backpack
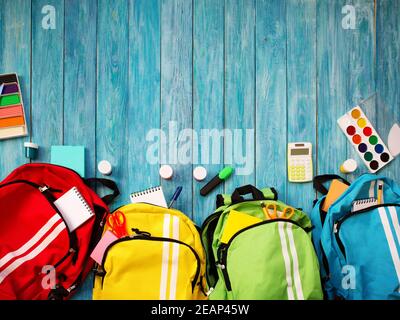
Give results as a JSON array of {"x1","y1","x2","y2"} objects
[{"x1": 311, "y1": 174, "x2": 400, "y2": 300}]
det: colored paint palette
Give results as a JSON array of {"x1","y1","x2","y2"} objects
[
  {"x1": 0, "y1": 73, "x2": 28, "y2": 140},
  {"x1": 338, "y1": 106, "x2": 393, "y2": 173}
]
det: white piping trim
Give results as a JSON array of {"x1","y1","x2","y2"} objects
[
  {"x1": 278, "y1": 222, "x2": 295, "y2": 300},
  {"x1": 287, "y1": 224, "x2": 304, "y2": 300},
  {"x1": 378, "y1": 207, "x2": 400, "y2": 283},
  {"x1": 388, "y1": 207, "x2": 400, "y2": 247},
  {"x1": 159, "y1": 214, "x2": 171, "y2": 300},
  {"x1": 169, "y1": 216, "x2": 180, "y2": 300},
  {"x1": 0, "y1": 223, "x2": 66, "y2": 284},
  {"x1": 0, "y1": 214, "x2": 61, "y2": 270}
]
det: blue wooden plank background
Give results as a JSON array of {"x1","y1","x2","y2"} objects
[{"x1": 0, "y1": 0, "x2": 399, "y2": 299}]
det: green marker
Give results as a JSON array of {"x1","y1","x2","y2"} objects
[{"x1": 200, "y1": 166, "x2": 234, "y2": 196}]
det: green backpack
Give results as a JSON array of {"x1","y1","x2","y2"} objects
[{"x1": 201, "y1": 185, "x2": 323, "y2": 300}]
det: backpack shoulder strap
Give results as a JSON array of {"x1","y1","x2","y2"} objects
[
  {"x1": 313, "y1": 174, "x2": 350, "y2": 195},
  {"x1": 216, "y1": 185, "x2": 278, "y2": 208}
]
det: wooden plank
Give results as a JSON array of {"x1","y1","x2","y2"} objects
[
  {"x1": 31, "y1": 0, "x2": 64, "y2": 162},
  {"x1": 317, "y1": 0, "x2": 348, "y2": 181},
  {"x1": 160, "y1": 0, "x2": 193, "y2": 217},
  {"x1": 345, "y1": 0, "x2": 375, "y2": 180},
  {"x1": 0, "y1": 0, "x2": 31, "y2": 179},
  {"x1": 286, "y1": 0, "x2": 316, "y2": 214},
  {"x1": 64, "y1": 0, "x2": 97, "y2": 179},
  {"x1": 127, "y1": 0, "x2": 161, "y2": 200},
  {"x1": 193, "y1": 0, "x2": 224, "y2": 225},
  {"x1": 64, "y1": 0, "x2": 97, "y2": 300},
  {"x1": 317, "y1": 0, "x2": 375, "y2": 187},
  {"x1": 96, "y1": 0, "x2": 129, "y2": 208},
  {"x1": 255, "y1": 0, "x2": 287, "y2": 202},
  {"x1": 376, "y1": 0, "x2": 400, "y2": 180},
  {"x1": 224, "y1": 0, "x2": 256, "y2": 194}
]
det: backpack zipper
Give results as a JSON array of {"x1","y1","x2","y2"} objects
[
  {"x1": 333, "y1": 203, "x2": 400, "y2": 259},
  {"x1": 99, "y1": 233, "x2": 202, "y2": 292},
  {"x1": 200, "y1": 212, "x2": 222, "y2": 288},
  {"x1": 217, "y1": 219, "x2": 310, "y2": 292},
  {"x1": 0, "y1": 180, "x2": 79, "y2": 262}
]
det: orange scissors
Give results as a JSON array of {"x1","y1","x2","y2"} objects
[
  {"x1": 261, "y1": 203, "x2": 295, "y2": 220},
  {"x1": 107, "y1": 211, "x2": 128, "y2": 238}
]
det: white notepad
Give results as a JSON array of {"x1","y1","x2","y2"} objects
[
  {"x1": 130, "y1": 186, "x2": 167, "y2": 208},
  {"x1": 352, "y1": 198, "x2": 378, "y2": 212},
  {"x1": 54, "y1": 187, "x2": 95, "y2": 231}
]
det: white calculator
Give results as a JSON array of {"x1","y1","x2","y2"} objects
[{"x1": 288, "y1": 142, "x2": 313, "y2": 183}]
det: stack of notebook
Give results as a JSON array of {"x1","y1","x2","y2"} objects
[{"x1": 0, "y1": 73, "x2": 28, "y2": 140}]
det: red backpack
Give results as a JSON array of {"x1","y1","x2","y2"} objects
[{"x1": 0, "y1": 163, "x2": 119, "y2": 300}]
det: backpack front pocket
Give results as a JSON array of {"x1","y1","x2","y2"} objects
[
  {"x1": 333, "y1": 205, "x2": 400, "y2": 299},
  {"x1": 216, "y1": 220, "x2": 322, "y2": 300},
  {"x1": 0, "y1": 182, "x2": 72, "y2": 299},
  {"x1": 98, "y1": 236, "x2": 201, "y2": 300}
]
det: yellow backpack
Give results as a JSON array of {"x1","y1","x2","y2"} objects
[{"x1": 93, "y1": 203, "x2": 208, "y2": 300}]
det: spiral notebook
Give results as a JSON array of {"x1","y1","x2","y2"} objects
[
  {"x1": 130, "y1": 186, "x2": 167, "y2": 208},
  {"x1": 352, "y1": 197, "x2": 378, "y2": 212},
  {"x1": 54, "y1": 187, "x2": 95, "y2": 231}
]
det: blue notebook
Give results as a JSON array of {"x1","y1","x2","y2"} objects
[{"x1": 51, "y1": 146, "x2": 85, "y2": 177}]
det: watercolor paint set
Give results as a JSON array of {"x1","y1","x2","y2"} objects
[
  {"x1": 0, "y1": 73, "x2": 28, "y2": 140},
  {"x1": 338, "y1": 106, "x2": 393, "y2": 173}
]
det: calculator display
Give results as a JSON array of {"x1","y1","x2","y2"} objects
[{"x1": 291, "y1": 148, "x2": 309, "y2": 156}]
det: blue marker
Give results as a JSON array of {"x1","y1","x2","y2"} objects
[{"x1": 168, "y1": 186, "x2": 183, "y2": 208}]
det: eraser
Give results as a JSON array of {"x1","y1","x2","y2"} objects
[{"x1": 90, "y1": 230, "x2": 119, "y2": 265}]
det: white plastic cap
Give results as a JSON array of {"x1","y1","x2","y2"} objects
[
  {"x1": 98, "y1": 160, "x2": 112, "y2": 175},
  {"x1": 193, "y1": 166, "x2": 207, "y2": 181},
  {"x1": 24, "y1": 142, "x2": 38, "y2": 149},
  {"x1": 159, "y1": 165, "x2": 173, "y2": 180},
  {"x1": 341, "y1": 159, "x2": 358, "y2": 173}
]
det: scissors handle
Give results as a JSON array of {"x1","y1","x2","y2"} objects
[
  {"x1": 107, "y1": 211, "x2": 128, "y2": 237},
  {"x1": 267, "y1": 204, "x2": 279, "y2": 219},
  {"x1": 281, "y1": 207, "x2": 295, "y2": 220},
  {"x1": 261, "y1": 203, "x2": 278, "y2": 220}
]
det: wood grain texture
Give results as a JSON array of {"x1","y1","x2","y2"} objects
[
  {"x1": 64, "y1": 0, "x2": 97, "y2": 179},
  {"x1": 286, "y1": 0, "x2": 316, "y2": 214},
  {"x1": 376, "y1": 0, "x2": 400, "y2": 180},
  {"x1": 64, "y1": 0, "x2": 97, "y2": 300},
  {"x1": 224, "y1": 0, "x2": 256, "y2": 193},
  {"x1": 316, "y1": 0, "x2": 351, "y2": 193},
  {"x1": 160, "y1": 0, "x2": 193, "y2": 217},
  {"x1": 255, "y1": 0, "x2": 287, "y2": 201},
  {"x1": 0, "y1": 0, "x2": 31, "y2": 179},
  {"x1": 193, "y1": 0, "x2": 224, "y2": 225},
  {"x1": 31, "y1": 0, "x2": 64, "y2": 162},
  {"x1": 128, "y1": 0, "x2": 161, "y2": 198},
  {"x1": 345, "y1": 0, "x2": 375, "y2": 180},
  {"x1": 317, "y1": 0, "x2": 375, "y2": 185},
  {"x1": 96, "y1": 0, "x2": 129, "y2": 208},
  {"x1": 0, "y1": 0, "x2": 399, "y2": 300}
]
